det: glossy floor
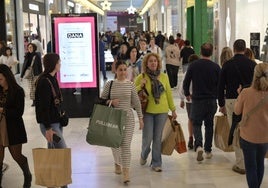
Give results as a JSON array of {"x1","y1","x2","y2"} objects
[{"x1": 2, "y1": 71, "x2": 268, "y2": 188}]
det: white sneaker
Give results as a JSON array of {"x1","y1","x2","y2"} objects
[
  {"x1": 196, "y1": 146, "x2": 204, "y2": 162},
  {"x1": 205, "y1": 152, "x2": 213, "y2": 159}
]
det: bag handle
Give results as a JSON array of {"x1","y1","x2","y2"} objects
[{"x1": 29, "y1": 55, "x2": 36, "y2": 67}]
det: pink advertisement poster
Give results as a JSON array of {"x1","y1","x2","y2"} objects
[{"x1": 54, "y1": 16, "x2": 97, "y2": 88}]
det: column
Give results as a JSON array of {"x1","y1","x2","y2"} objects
[
  {"x1": 0, "y1": 0, "x2": 7, "y2": 41},
  {"x1": 193, "y1": 0, "x2": 208, "y2": 55}
]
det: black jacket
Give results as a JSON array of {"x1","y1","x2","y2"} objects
[
  {"x1": 4, "y1": 87, "x2": 27, "y2": 145},
  {"x1": 183, "y1": 58, "x2": 221, "y2": 100},
  {"x1": 35, "y1": 74, "x2": 61, "y2": 129},
  {"x1": 218, "y1": 54, "x2": 256, "y2": 107},
  {"x1": 21, "y1": 52, "x2": 42, "y2": 78}
]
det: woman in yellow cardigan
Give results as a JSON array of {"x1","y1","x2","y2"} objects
[{"x1": 135, "y1": 53, "x2": 177, "y2": 172}]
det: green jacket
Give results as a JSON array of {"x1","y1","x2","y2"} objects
[{"x1": 135, "y1": 73, "x2": 176, "y2": 114}]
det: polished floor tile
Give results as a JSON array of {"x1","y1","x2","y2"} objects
[{"x1": 2, "y1": 71, "x2": 268, "y2": 188}]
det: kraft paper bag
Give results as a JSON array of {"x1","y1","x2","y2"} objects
[
  {"x1": 162, "y1": 116, "x2": 187, "y2": 155},
  {"x1": 214, "y1": 115, "x2": 234, "y2": 152},
  {"x1": 161, "y1": 116, "x2": 176, "y2": 155},
  {"x1": 86, "y1": 104, "x2": 126, "y2": 148},
  {"x1": 32, "y1": 148, "x2": 72, "y2": 187},
  {"x1": 174, "y1": 122, "x2": 187, "y2": 154}
]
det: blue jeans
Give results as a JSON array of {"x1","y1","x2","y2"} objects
[
  {"x1": 141, "y1": 113, "x2": 168, "y2": 168},
  {"x1": 40, "y1": 123, "x2": 67, "y2": 149},
  {"x1": 191, "y1": 99, "x2": 217, "y2": 152},
  {"x1": 240, "y1": 137, "x2": 268, "y2": 188}
]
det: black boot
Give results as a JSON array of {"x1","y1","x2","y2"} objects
[
  {"x1": 188, "y1": 136, "x2": 194, "y2": 149},
  {"x1": 19, "y1": 160, "x2": 32, "y2": 188},
  {"x1": 0, "y1": 164, "x2": 3, "y2": 188}
]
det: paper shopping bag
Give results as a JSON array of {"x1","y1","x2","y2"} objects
[
  {"x1": 214, "y1": 115, "x2": 234, "y2": 152},
  {"x1": 161, "y1": 116, "x2": 176, "y2": 155},
  {"x1": 86, "y1": 104, "x2": 126, "y2": 148},
  {"x1": 32, "y1": 148, "x2": 72, "y2": 187},
  {"x1": 174, "y1": 121, "x2": 187, "y2": 154}
]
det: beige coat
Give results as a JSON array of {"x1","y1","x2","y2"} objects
[{"x1": 165, "y1": 44, "x2": 181, "y2": 67}]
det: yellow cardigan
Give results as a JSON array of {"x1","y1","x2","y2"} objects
[{"x1": 135, "y1": 73, "x2": 176, "y2": 114}]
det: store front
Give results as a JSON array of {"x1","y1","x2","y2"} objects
[{"x1": 22, "y1": 0, "x2": 47, "y2": 54}]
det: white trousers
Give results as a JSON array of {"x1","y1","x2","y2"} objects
[{"x1": 225, "y1": 99, "x2": 245, "y2": 169}]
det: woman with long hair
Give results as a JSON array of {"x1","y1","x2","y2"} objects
[{"x1": 0, "y1": 64, "x2": 31, "y2": 188}]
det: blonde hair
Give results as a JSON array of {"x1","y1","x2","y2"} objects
[
  {"x1": 245, "y1": 48, "x2": 255, "y2": 61},
  {"x1": 252, "y1": 63, "x2": 268, "y2": 91},
  {"x1": 142, "y1": 53, "x2": 162, "y2": 72},
  {"x1": 220, "y1": 47, "x2": 233, "y2": 67}
]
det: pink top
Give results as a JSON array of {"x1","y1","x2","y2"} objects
[{"x1": 234, "y1": 87, "x2": 268, "y2": 144}]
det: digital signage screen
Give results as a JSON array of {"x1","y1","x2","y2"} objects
[{"x1": 52, "y1": 14, "x2": 98, "y2": 88}]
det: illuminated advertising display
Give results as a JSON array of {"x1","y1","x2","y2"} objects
[{"x1": 53, "y1": 15, "x2": 97, "y2": 88}]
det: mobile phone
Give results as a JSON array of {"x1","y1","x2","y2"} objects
[{"x1": 53, "y1": 134, "x2": 61, "y2": 143}]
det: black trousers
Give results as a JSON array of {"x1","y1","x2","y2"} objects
[{"x1": 166, "y1": 64, "x2": 179, "y2": 88}]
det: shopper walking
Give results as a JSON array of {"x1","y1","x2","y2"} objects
[
  {"x1": 218, "y1": 39, "x2": 256, "y2": 174},
  {"x1": 135, "y1": 53, "x2": 177, "y2": 172},
  {"x1": 183, "y1": 43, "x2": 220, "y2": 161},
  {"x1": 234, "y1": 63, "x2": 268, "y2": 188},
  {"x1": 0, "y1": 64, "x2": 32, "y2": 188},
  {"x1": 101, "y1": 60, "x2": 143, "y2": 184},
  {"x1": 21, "y1": 43, "x2": 42, "y2": 107}
]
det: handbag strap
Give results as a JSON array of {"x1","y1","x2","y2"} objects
[
  {"x1": 108, "y1": 80, "x2": 113, "y2": 99},
  {"x1": 45, "y1": 77, "x2": 62, "y2": 105},
  {"x1": 30, "y1": 55, "x2": 36, "y2": 67},
  {"x1": 243, "y1": 94, "x2": 268, "y2": 121}
]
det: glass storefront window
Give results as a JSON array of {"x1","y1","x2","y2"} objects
[{"x1": 5, "y1": 0, "x2": 17, "y2": 55}]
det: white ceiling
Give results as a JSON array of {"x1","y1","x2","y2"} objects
[{"x1": 96, "y1": 0, "x2": 146, "y2": 12}]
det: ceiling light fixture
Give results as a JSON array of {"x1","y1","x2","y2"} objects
[
  {"x1": 101, "y1": 0, "x2": 112, "y2": 11},
  {"x1": 139, "y1": 0, "x2": 157, "y2": 15},
  {"x1": 74, "y1": 0, "x2": 104, "y2": 15},
  {"x1": 127, "y1": 0, "x2": 136, "y2": 14}
]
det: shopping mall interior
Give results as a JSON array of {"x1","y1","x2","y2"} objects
[{"x1": 0, "y1": 0, "x2": 268, "y2": 187}]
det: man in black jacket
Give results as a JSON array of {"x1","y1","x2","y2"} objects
[
  {"x1": 183, "y1": 43, "x2": 220, "y2": 162},
  {"x1": 218, "y1": 39, "x2": 256, "y2": 174}
]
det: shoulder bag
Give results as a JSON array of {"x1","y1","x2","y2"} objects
[
  {"x1": 138, "y1": 73, "x2": 149, "y2": 114},
  {"x1": 23, "y1": 56, "x2": 36, "y2": 79},
  {"x1": 46, "y1": 78, "x2": 69, "y2": 127}
]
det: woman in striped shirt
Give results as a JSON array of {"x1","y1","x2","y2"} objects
[{"x1": 101, "y1": 60, "x2": 144, "y2": 184}]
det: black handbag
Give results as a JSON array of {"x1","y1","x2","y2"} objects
[{"x1": 59, "y1": 109, "x2": 69, "y2": 127}]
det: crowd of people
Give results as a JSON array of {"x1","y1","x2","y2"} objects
[
  {"x1": 100, "y1": 31, "x2": 267, "y2": 188},
  {"x1": 0, "y1": 29, "x2": 267, "y2": 188}
]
